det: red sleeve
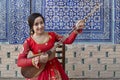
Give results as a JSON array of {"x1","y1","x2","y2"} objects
[
  {"x1": 55, "y1": 29, "x2": 82, "y2": 44},
  {"x1": 17, "y1": 38, "x2": 32, "y2": 67}
]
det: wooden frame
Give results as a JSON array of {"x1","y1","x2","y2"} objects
[{"x1": 56, "y1": 44, "x2": 65, "y2": 70}]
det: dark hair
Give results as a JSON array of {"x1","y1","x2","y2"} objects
[{"x1": 28, "y1": 13, "x2": 45, "y2": 35}]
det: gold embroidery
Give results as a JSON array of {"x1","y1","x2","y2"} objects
[{"x1": 50, "y1": 69, "x2": 62, "y2": 80}]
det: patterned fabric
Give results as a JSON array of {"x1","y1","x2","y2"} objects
[{"x1": 38, "y1": 58, "x2": 67, "y2": 80}]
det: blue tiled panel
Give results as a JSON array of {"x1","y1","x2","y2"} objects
[
  {"x1": 31, "y1": 0, "x2": 43, "y2": 13},
  {"x1": 32, "y1": 0, "x2": 113, "y2": 43},
  {"x1": 114, "y1": 0, "x2": 120, "y2": 44},
  {"x1": 7, "y1": 0, "x2": 30, "y2": 44},
  {"x1": 0, "y1": 0, "x2": 120, "y2": 44},
  {"x1": 0, "y1": 0, "x2": 30, "y2": 44},
  {"x1": 0, "y1": 0, "x2": 8, "y2": 42}
]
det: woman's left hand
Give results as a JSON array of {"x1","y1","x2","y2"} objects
[{"x1": 75, "y1": 20, "x2": 85, "y2": 30}]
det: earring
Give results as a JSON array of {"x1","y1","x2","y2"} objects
[{"x1": 30, "y1": 29, "x2": 34, "y2": 35}]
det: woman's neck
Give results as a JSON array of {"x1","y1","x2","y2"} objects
[
  {"x1": 33, "y1": 32, "x2": 46, "y2": 37},
  {"x1": 32, "y1": 32, "x2": 49, "y2": 44}
]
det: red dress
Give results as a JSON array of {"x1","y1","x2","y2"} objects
[{"x1": 17, "y1": 30, "x2": 82, "y2": 80}]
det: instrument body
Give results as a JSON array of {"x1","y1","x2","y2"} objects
[
  {"x1": 21, "y1": 63, "x2": 46, "y2": 78},
  {"x1": 21, "y1": 47, "x2": 56, "y2": 78}
]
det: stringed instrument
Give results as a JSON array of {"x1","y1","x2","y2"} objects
[
  {"x1": 21, "y1": 50, "x2": 55, "y2": 78},
  {"x1": 21, "y1": 3, "x2": 102, "y2": 78},
  {"x1": 21, "y1": 63, "x2": 46, "y2": 78}
]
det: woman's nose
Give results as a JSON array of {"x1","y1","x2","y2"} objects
[{"x1": 38, "y1": 24, "x2": 42, "y2": 28}]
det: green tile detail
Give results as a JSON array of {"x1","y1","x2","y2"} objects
[
  {"x1": 6, "y1": 65, "x2": 9, "y2": 70},
  {"x1": 72, "y1": 64, "x2": 75, "y2": 70},
  {"x1": 104, "y1": 65, "x2": 107, "y2": 71},
  {"x1": 65, "y1": 58, "x2": 68, "y2": 64},
  {"x1": 0, "y1": 58, "x2": 1, "y2": 64},
  {"x1": 97, "y1": 58, "x2": 100, "y2": 64},
  {"x1": 66, "y1": 71, "x2": 68, "y2": 75},
  {"x1": 81, "y1": 47, "x2": 85, "y2": 51},
  {"x1": 7, "y1": 52, "x2": 10, "y2": 58},
  {"x1": 113, "y1": 58, "x2": 116, "y2": 64},
  {"x1": 81, "y1": 58, "x2": 85, "y2": 64},
  {"x1": 105, "y1": 52, "x2": 109, "y2": 57},
  {"x1": 15, "y1": 59, "x2": 17, "y2": 64},
  {"x1": 89, "y1": 65, "x2": 91, "y2": 70},
  {"x1": 98, "y1": 71, "x2": 100, "y2": 77},
  {"x1": 89, "y1": 52, "x2": 93, "y2": 57},
  {"x1": 74, "y1": 52, "x2": 76, "y2": 57},
  {"x1": 82, "y1": 71, "x2": 85, "y2": 76},
  {"x1": 113, "y1": 71, "x2": 116, "y2": 77},
  {"x1": 15, "y1": 46, "x2": 18, "y2": 51},
  {"x1": 15, "y1": 71, "x2": 17, "y2": 77},
  {"x1": 113, "y1": 45, "x2": 116, "y2": 52},
  {"x1": 97, "y1": 45, "x2": 101, "y2": 51}
]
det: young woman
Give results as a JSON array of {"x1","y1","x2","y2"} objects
[{"x1": 17, "y1": 13, "x2": 85, "y2": 80}]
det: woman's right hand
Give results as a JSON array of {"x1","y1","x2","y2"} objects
[
  {"x1": 39, "y1": 52, "x2": 48, "y2": 63},
  {"x1": 32, "y1": 56, "x2": 40, "y2": 69},
  {"x1": 32, "y1": 52, "x2": 48, "y2": 69}
]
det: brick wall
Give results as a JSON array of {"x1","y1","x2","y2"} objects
[
  {"x1": 0, "y1": 44, "x2": 120, "y2": 79},
  {"x1": 0, "y1": 44, "x2": 22, "y2": 78},
  {"x1": 65, "y1": 44, "x2": 120, "y2": 79}
]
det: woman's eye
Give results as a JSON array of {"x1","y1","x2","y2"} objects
[
  {"x1": 40, "y1": 21, "x2": 44, "y2": 24},
  {"x1": 35, "y1": 23, "x2": 39, "y2": 26},
  {"x1": 34, "y1": 21, "x2": 44, "y2": 26}
]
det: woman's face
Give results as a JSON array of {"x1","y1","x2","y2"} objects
[{"x1": 33, "y1": 16, "x2": 44, "y2": 35}]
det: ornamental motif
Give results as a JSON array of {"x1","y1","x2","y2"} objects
[{"x1": 33, "y1": 0, "x2": 113, "y2": 43}]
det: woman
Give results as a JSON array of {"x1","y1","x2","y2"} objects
[{"x1": 17, "y1": 13, "x2": 85, "y2": 80}]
